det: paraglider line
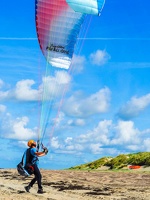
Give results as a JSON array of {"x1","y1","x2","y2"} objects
[{"x1": 48, "y1": 16, "x2": 93, "y2": 144}]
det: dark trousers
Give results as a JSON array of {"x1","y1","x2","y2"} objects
[{"x1": 29, "y1": 164, "x2": 42, "y2": 189}]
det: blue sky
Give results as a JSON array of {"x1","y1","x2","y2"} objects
[{"x1": 0, "y1": 0, "x2": 150, "y2": 169}]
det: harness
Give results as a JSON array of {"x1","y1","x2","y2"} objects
[{"x1": 17, "y1": 148, "x2": 35, "y2": 177}]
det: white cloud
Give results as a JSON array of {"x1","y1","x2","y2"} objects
[
  {"x1": 51, "y1": 136, "x2": 84, "y2": 153},
  {"x1": 46, "y1": 118, "x2": 150, "y2": 157},
  {"x1": 118, "y1": 93, "x2": 150, "y2": 119},
  {"x1": 18, "y1": 140, "x2": 29, "y2": 148},
  {"x1": 67, "y1": 118, "x2": 85, "y2": 126},
  {"x1": 0, "y1": 79, "x2": 4, "y2": 88},
  {"x1": 2, "y1": 116, "x2": 37, "y2": 140},
  {"x1": 76, "y1": 119, "x2": 147, "y2": 154},
  {"x1": 0, "y1": 80, "x2": 12, "y2": 100},
  {"x1": 0, "y1": 90, "x2": 11, "y2": 100},
  {"x1": 126, "y1": 145, "x2": 139, "y2": 151},
  {"x1": 63, "y1": 87, "x2": 111, "y2": 117},
  {"x1": 15, "y1": 79, "x2": 40, "y2": 101},
  {"x1": 89, "y1": 50, "x2": 111, "y2": 66},
  {"x1": 78, "y1": 120, "x2": 112, "y2": 144},
  {"x1": 51, "y1": 112, "x2": 65, "y2": 128},
  {"x1": 42, "y1": 70, "x2": 71, "y2": 99},
  {"x1": 72, "y1": 55, "x2": 86, "y2": 73},
  {"x1": 142, "y1": 128, "x2": 150, "y2": 134},
  {"x1": 0, "y1": 71, "x2": 71, "y2": 102},
  {"x1": 0, "y1": 79, "x2": 39, "y2": 101},
  {"x1": 65, "y1": 137, "x2": 73, "y2": 144},
  {"x1": 89, "y1": 143, "x2": 103, "y2": 154},
  {"x1": 49, "y1": 120, "x2": 113, "y2": 154},
  {"x1": 143, "y1": 138, "x2": 150, "y2": 151},
  {"x1": 0, "y1": 104, "x2": 6, "y2": 113},
  {"x1": 51, "y1": 137, "x2": 61, "y2": 149},
  {"x1": 111, "y1": 120, "x2": 140, "y2": 145}
]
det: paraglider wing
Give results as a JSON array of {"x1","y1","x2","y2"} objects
[
  {"x1": 66, "y1": 0, "x2": 105, "y2": 15},
  {"x1": 35, "y1": 0, "x2": 85, "y2": 69},
  {"x1": 35, "y1": 0, "x2": 105, "y2": 70}
]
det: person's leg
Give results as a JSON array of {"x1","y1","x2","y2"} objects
[
  {"x1": 33, "y1": 164, "x2": 43, "y2": 192},
  {"x1": 25, "y1": 165, "x2": 37, "y2": 192},
  {"x1": 29, "y1": 177, "x2": 37, "y2": 187},
  {"x1": 24, "y1": 176, "x2": 36, "y2": 192},
  {"x1": 25, "y1": 164, "x2": 44, "y2": 193}
]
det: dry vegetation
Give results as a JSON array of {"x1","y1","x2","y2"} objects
[{"x1": 69, "y1": 152, "x2": 150, "y2": 170}]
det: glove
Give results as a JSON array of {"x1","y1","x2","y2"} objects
[{"x1": 43, "y1": 147, "x2": 48, "y2": 155}]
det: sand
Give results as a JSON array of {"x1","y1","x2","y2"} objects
[{"x1": 0, "y1": 168, "x2": 150, "y2": 200}]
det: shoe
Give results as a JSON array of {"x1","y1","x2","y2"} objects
[
  {"x1": 37, "y1": 189, "x2": 45, "y2": 194},
  {"x1": 24, "y1": 185, "x2": 31, "y2": 192}
]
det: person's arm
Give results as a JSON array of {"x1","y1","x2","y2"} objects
[
  {"x1": 35, "y1": 147, "x2": 48, "y2": 157},
  {"x1": 35, "y1": 151, "x2": 46, "y2": 157}
]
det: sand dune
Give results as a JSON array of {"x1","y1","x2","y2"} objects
[{"x1": 0, "y1": 168, "x2": 150, "y2": 200}]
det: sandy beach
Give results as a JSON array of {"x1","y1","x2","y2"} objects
[{"x1": 0, "y1": 168, "x2": 150, "y2": 200}]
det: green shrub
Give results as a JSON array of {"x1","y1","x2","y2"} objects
[
  {"x1": 105, "y1": 154, "x2": 128, "y2": 169},
  {"x1": 69, "y1": 152, "x2": 150, "y2": 170}
]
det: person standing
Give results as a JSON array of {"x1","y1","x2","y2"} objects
[{"x1": 24, "y1": 139, "x2": 48, "y2": 194}]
